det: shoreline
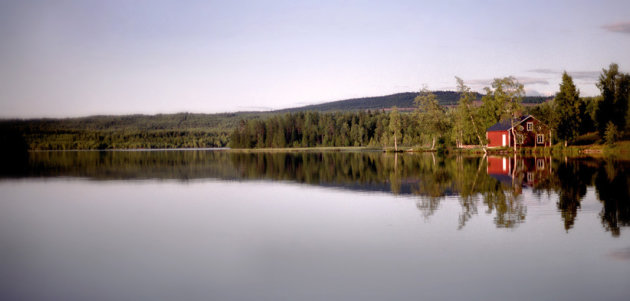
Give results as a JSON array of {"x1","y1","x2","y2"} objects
[{"x1": 21, "y1": 141, "x2": 630, "y2": 159}]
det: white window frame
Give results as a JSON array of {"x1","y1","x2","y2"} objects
[
  {"x1": 527, "y1": 122, "x2": 533, "y2": 131},
  {"x1": 536, "y1": 134, "x2": 544, "y2": 144}
]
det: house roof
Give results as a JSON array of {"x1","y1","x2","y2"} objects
[{"x1": 487, "y1": 115, "x2": 533, "y2": 132}]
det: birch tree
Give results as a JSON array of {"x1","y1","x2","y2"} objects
[
  {"x1": 389, "y1": 106, "x2": 401, "y2": 151},
  {"x1": 455, "y1": 77, "x2": 486, "y2": 152},
  {"x1": 414, "y1": 89, "x2": 448, "y2": 150}
]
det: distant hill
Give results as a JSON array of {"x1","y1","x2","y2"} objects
[
  {"x1": 0, "y1": 90, "x2": 550, "y2": 150},
  {"x1": 277, "y1": 91, "x2": 549, "y2": 112}
]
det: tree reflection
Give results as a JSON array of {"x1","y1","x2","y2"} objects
[
  {"x1": 553, "y1": 159, "x2": 594, "y2": 231},
  {"x1": 595, "y1": 160, "x2": 630, "y2": 237},
  {"x1": 412, "y1": 154, "x2": 451, "y2": 219},
  {"x1": 456, "y1": 156, "x2": 483, "y2": 229},
  {"x1": 482, "y1": 187, "x2": 526, "y2": 228},
  {"x1": 2, "y1": 150, "x2": 628, "y2": 235}
]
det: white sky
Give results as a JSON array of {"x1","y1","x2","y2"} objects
[{"x1": 1, "y1": 0, "x2": 629, "y2": 118}]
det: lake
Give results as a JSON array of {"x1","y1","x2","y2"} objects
[{"x1": 1, "y1": 150, "x2": 629, "y2": 301}]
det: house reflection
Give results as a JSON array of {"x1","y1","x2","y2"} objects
[{"x1": 486, "y1": 156, "x2": 552, "y2": 193}]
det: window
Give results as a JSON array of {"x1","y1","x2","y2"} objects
[
  {"x1": 536, "y1": 134, "x2": 544, "y2": 144},
  {"x1": 537, "y1": 159, "x2": 545, "y2": 170},
  {"x1": 527, "y1": 122, "x2": 533, "y2": 131},
  {"x1": 527, "y1": 172, "x2": 534, "y2": 183}
]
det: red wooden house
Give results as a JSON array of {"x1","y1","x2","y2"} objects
[{"x1": 486, "y1": 115, "x2": 551, "y2": 148}]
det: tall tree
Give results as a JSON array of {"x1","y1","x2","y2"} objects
[
  {"x1": 529, "y1": 101, "x2": 556, "y2": 130},
  {"x1": 596, "y1": 63, "x2": 630, "y2": 136},
  {"x1": 554, "y1": 72, "x2": 581, "y2": 147},
  {"x1": 481, "y1": 77, "x2": 524, "y2": 152},
  {"x1": 455, "y1": 77, "x2": 486, "y2": 151},
  {"x1": 389, "y1": 107, "x2": 402, "y2": 151},
  {"x1": 414, "y1": 89, "x2": 448, "y2": 150}
]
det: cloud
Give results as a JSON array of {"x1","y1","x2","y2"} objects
[
  {"x1": 465, "y1": 77, "x2": 548, "y2": 87},
  {"x1": 525, "y1": 89, "x2": 544, "y2": 97},
  {"x1": 527, "y1": 69, "x2": 557, "y2": 74},
  {"x1": 528, "y1": 69, "x2": 600, "y2": 81},
  {"x1": 466, "y1": 79, "x2": 492, "y2": 86},
  {"x1": 602, "y1": 21, "x2": 630, "y2": 34},
  {"x1": 568, "y1": 71, "x2": 600, "y2": 80},
  {"x1": 516, "y1": 77, "x2": 549, "y2": 85}
]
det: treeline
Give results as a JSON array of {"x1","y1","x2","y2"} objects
[
  {"x1": 440, "y1": 63, "x2": 630, "y2": 147},
  {"x1": 229, "y1": 110, "x2": 425, "y2": 148},
  {"x1": 529, "y1": 63, "x2": 630, "y2": 146},
  {"x1": 231, "y1": 63, "x2": 630, "y2": 149},
  {"x1": 25, "y1": 129, "x2": 229, "y2": 150},
  {"x1": 1, "y1": 112, "x2": 265, "y2": 150},
  {"x1": 2, "y1": 63, "x2": 627, "y2": 150}
]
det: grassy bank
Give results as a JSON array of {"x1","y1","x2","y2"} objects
[{"x1": 450, "y1": 140, "x2": 630, "y2": 158}]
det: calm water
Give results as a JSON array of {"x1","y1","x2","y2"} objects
[{"x1": 1, "y1": 150, "x2": 629, "y2": 301}]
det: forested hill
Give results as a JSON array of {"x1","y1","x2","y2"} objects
[
  {"x1": 0, "y1": 112, "x2": 267, "y2": 149},
  {"x1": 276, "y1": 91, "x2": 548, "y2": 112},
  {"x1": 1, "y1": 91, "x2": 548, "y2": 150}
]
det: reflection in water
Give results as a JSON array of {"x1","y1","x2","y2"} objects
[
  {"x1": 1, "y1": 150, "x2": 629, "y2": 234},
  {"x1": 554, "y1": 159, "x2": 593, "y2": 231},
  {"x1": 596, "y1": 160, "x2": 630, "y2": 236}
]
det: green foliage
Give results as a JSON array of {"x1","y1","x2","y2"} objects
[
  {"x1": 229, "y1": 111, "x2": 422, "y2": 149},
  {"x1": 414, "y1": 89, "x2": 450, "y2": 149},
  {"x1": 577, "y1": 96, "x2": 598, "y2": 135},
  {"x1": 477, "y1": 77, "x2": 523, "y2": 133},
  {"x1": 528, "y1": 101, "x2": 555, "y2": 128},
  {"x1": 389, "y1": 107, "x2": 402, "y2": 150},
  {"x1": 604, "y1": 122, "x2": 619, "y2": 145},
  {"x1": 529, "y1": 75, "x2": 604, "y2": 146},
  {"x1": 596, "y1": 63, "x2": 630, "y2": 136},
  {"x1": 477, "y1": 77, "x2": 524, "y2": 150},
  {"x1": 0, "y1": 112, "x2": 260, "y2": 150},
  {"x1": 454, "y1": 77, "x2": 485, "y2": 146},
  {"x1": 5, "y1": 63, "x2": 628, "y2": 151},
  {"x1": 493, "y1": 77, "x2": 525, "y2": 121},
  {"x1": 554, "y1": 72, "x2": 581, "y2": 144}
]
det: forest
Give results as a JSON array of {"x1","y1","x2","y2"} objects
[
  {"x1": 1, "y1": 63, "x2": 628, "y2": 151},
  {"x1": 0, "y1": 112, "x2": 265, "y2": 150},
  {"x1": 0, "y1": 91, "x2": 516, "y2": 150},
  {"x1": 230, "y1": 63, "x2": 630, "y2": 150}
]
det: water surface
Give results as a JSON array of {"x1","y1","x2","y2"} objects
[{"x1": 1, "y1": 150, "x2": 629, "y2": 300}]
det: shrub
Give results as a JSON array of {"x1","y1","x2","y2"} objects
[{"x1": 604, "y1": 122, "x2": 619, "y2": 145}]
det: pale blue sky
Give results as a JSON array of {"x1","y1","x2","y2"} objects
[{"x1": 1, "y1": 0, "x2": 629, "y2": 118}]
